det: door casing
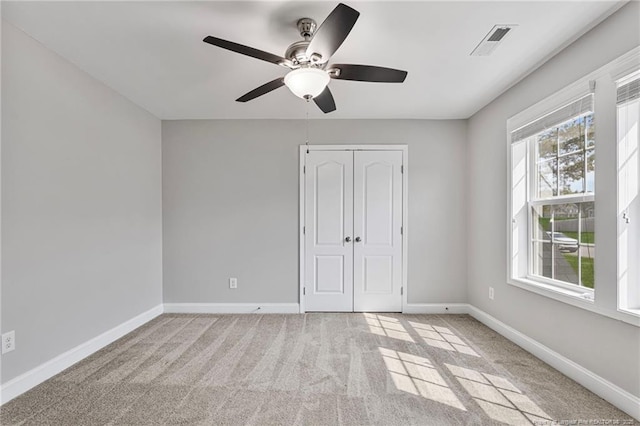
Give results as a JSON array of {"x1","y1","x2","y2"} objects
[{"x1": 299, "y1": 145, "x2": 408, "y2": 313}]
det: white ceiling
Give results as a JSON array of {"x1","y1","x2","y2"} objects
[{"x1": 1, "y1": 1, "x2": 625, "y2": 120}]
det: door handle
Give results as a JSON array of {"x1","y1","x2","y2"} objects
[
  {"x1": 355, "y1": 237, "x2": 361, "y2": 242},
  {"x1": 345, "y1": 236, "x2": 352, "y2": 242}
]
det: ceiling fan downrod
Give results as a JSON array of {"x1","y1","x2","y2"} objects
[{"x1": 297, "y1": 18, "x2": 317, "y2": 40}]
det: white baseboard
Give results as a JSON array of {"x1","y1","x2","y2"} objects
[
  {"x1": 403, "y1": 303, "x2": 470, "y2": 314},
  {"x1": 163, "y1": 303, "x2": 300, "y2": 314},
  {"x1": 467, "y1": 305, "x2": 640, "y2": 420},
  {"x1": 0, "y1": 304, "x2": 163, "y2": 405}
]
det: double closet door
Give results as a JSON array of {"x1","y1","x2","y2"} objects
[{"x1": 303, "y1": 149, "x2": 404, "y2": 312}]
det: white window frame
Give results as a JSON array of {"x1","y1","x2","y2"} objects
[
  {"x1": 616, "y1": 69, "x2": 640, "y2": 318},
  {"x1": 507, "y1": 47, "x2": 640, "y2": 327},
  {"x1": 512, "y1": 103, "x2": 595, "y2": 296},
  {"x1": 526, "y1": 108, "x2": 596, "y2": 294}
]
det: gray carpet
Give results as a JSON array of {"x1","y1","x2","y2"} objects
[{"x1": 0, "y1": 313, "x2": 634, "y2": 425}]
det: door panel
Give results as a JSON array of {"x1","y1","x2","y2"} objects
[
  {"x1": 315, "y1": 256, "x2": 344, "y2": 293},
  {"x1": 364, "y1": 162, "x2": 394, "y2": 246},
  {"x1": 364, "y1": 256, "x2": 393, "y2": 293},
  {"x1": 316, "y1": 161, "x2": 347, "y2": 245},
  {"x1": 353, "y1": 151, "x2": 403, "y2": 312},
  {"x1": 304, "y1": 151, "x2": 353, "y2": 311}
]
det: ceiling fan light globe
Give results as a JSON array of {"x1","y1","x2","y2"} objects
[{"x1": 284, "y1": 68, "x2": 330, "y2": 99}]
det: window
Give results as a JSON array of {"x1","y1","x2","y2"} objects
[
  {"x1": 508, "y1": 47, "x2": 640, "y2": 326},
  {"x1": 617, "y1": 70, "x2": 640, "y2": 314},
  {"x1": 511, "y1": 94, "x2": 596, "y2": 296}
]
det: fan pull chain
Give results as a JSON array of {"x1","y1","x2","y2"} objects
[{"x1": 305, "y1": 100, "x2": 310, "y2": 153}]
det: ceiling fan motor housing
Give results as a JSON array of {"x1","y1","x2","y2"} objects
[{"x1": 285, "y1": 40, "x2": 311, "y2": 65}]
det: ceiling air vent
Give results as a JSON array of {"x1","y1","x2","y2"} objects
[{"x1": 471, "y1": 24, "x2": 517, "y2": 56}]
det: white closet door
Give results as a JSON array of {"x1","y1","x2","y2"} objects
[
  {"x1": 304, "y1": 151, "x2": 354, "y2": 312},
  {"x1": 353, "y1": 151, "x2": 403, "y2": 312}
]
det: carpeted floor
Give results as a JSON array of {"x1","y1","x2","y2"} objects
[{"x1": 0, "y1": 313, "x2": 634, "y2": 425}]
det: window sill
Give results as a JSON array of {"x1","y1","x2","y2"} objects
[
  {"x1": 618, "y1": 307, "x2": 640, "y2": 318},
  {"x1": 508, "y1": 277, "x2": 640, "y2": 327}
]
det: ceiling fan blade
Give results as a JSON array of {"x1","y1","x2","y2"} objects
[
  {"x1": 203, "y1": 36, "x2": 289, "y2": 67},
  {"x1": 331, "y1": 64, "x2": 408, "y2": 83},
  {"x1": 306, "y1": 3, "x2": 360, "y2": 63},
  {"x1": 313, "y1": 87, "x2": 337, "y2": 113},
  {"x1": 236, "y1": 78, "x2": 285, "y2": 102}
]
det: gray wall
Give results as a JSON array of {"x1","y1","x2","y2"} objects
[
  {"x1": 162, "y1": 119, "x2": 467, "y2": 305},
  {"x1": 467, "y1": 2, "x2": 640, "y2": 397},
  {"x1": 1, "y1": 23, "x2": 163, "y2": 383}
]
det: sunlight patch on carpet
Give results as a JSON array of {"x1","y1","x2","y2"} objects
[
  {"x1": 364, "y1": 314, "x2": 414, "y2": 342},
  {"x1": 445, "y1": 363, "x2": 551, "y2": 425},
  {"x1": 408, "y1": 321, "x2": 479, "y2": 357},
  {"x1": 379, "y1": 347, "x2": 466, "y2": 411}
]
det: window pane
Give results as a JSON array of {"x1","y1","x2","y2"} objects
[
  {"x1": 532, "y1": 241, "x2": 553, "y2": 279},
  {"x1": 559, "y1": 152, "x2": 584, "y2": 195},
  {"x1": 579, "y1": 201, "x2": 595, "y2": 243},
  {"x1": 586, "y1": 148, "x2": 595, "y2": 193},
  {"x1": 553, "y1": 203, "x2": 579, "y2": 226},
  {"x1": 580, "y1": 202, "x2": 595, "y2": 289},
  {"x1": 532, "y1": 239, "x2": 579, "y2": 284},
  {"x1": 532, "y1": 113, "x2": 595, "y2": 200},
  {"x1": 530, "y1": 202, "x2": 598, "y2": 287},
  {"x1": 551, "y1": 203, "x2": 580, "y2": 285},
  {"x1": 579, "y1": 255, "x2": 595, "y2": 289},
  {"x1": 536, "y1": 128, "x2": 557, "y2": 161},
  {"x1": 552, "y1": 203, "x2": 579, "y2": 253},
  {"x1": 585, "y1": 114, "x2": 595, "y2": 148},
  {"x1": 559, "y1": 116, "x2": 584, "y2": 155},
  {"x1": 532, "y1": 205, "x2": 552, "y2": 241},
  {"x1": 537, "y1": 159, "x2": 557, "y2": 198},
  {"x1": 554, "y1": 243, "x2": 580, "y2": 285}
]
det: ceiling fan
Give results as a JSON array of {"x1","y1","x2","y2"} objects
[{"x1": 203, "y1": 3, "x2": 408, "y2": 113}]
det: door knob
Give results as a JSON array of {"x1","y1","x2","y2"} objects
[
  {"x1": 355, "y1": 237, "x2": 361, "y2": 242},
  {"x1": 345, "y1": 236, "x2": 352, "y2": 242}
]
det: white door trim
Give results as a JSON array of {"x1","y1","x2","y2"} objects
[{"x1": 299, "y1": 144, "x2": 408, "y2": 313}]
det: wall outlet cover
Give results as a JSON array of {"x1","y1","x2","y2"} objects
[{"x1": 2, "y1": 330, "x2": 16, "y2": 354}]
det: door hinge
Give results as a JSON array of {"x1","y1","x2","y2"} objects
[
  {"x1": 401, "y1": 287, "x2": 403, "y2": 295},
  {"x1": 303, "y1": 287, "x2": 306, "y2": 295},
  {"x1": 401, "y1": 226, "x2": 403, "y2": 235},
  {"x1": 303, "y1": 226, "x2": 306, "y2": 235},
  {"x1": 401, "y1": 165, "x2": 404, "y2": 174},
  {"x1": 303, "y1": 165, "x2": 306, "y2": 174}
]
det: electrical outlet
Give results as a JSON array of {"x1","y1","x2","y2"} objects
[
  {"x1": 2, "y1": 331, "x2": 15, "y2": 354},
  {"x1": 489, "y1": 287, "x2": 494, "y2": 300},
  {"x1": 229, "y1": 277, "x2": 237, "y2": 289}
]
